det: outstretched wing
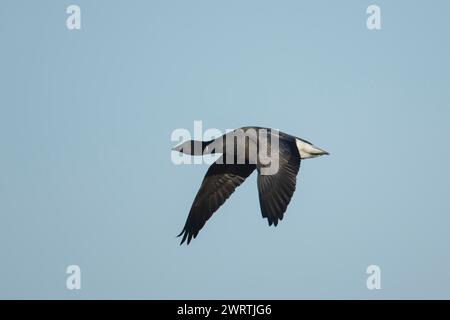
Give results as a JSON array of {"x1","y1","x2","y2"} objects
[
  {"x1": 257, "y1": 139, "x2": 301, "y2": 226},
  {"x1": 178, "y1": 156, "x2": 256, "y2": 245}
]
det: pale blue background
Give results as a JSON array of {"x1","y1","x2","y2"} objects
[{"x1": 1, "y1": 0, "x2": 449, "y2": 299}]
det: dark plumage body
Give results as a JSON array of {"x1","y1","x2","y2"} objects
[{"x1": 172, "y1": 127, "x2": 328, "y2": 245}]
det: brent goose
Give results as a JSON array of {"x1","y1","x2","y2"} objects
[{"x1": 172, "y1": 127, "x2": 328, "y2": 245}]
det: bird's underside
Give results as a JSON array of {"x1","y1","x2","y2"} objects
[{"x1": 177, "y1": 138, "x2": 301, "y2": 245}]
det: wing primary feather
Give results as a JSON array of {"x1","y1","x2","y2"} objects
[{"x1": 178, "y1": 156, "x2": 256, "y2": 245}]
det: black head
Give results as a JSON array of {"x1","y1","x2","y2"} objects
[{"x1": 172, "y1": 140, "x2": 207, "y2": 155}]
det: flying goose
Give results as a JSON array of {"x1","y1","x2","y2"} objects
[{"x1": 172, "y1": 127, "x2": 328, "y2": 245}]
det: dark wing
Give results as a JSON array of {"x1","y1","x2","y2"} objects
[
  {"x1": 178, "y1": 156, "x2": 256, "y2": 245},
  {"x1": 257, "y1": 139, "x2": 301, "y2": 226}
]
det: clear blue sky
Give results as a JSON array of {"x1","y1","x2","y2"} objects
[{"x1": 1, "y1": 0, "x2": 449, "y2": 299}]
